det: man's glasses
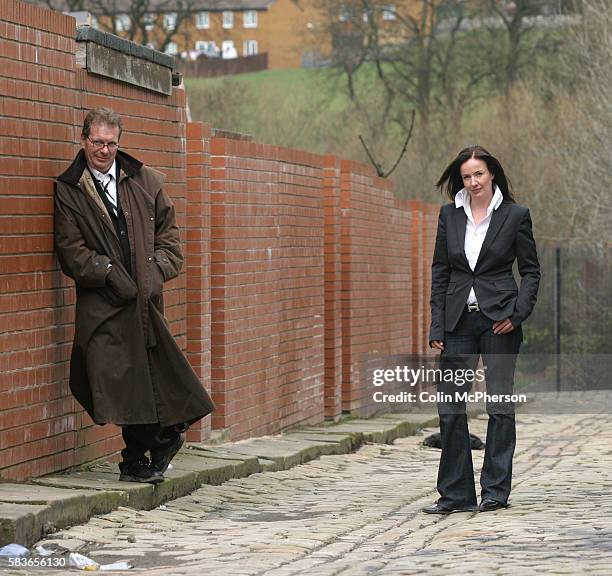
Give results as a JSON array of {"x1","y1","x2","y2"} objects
[{"x1": 86, "y1": 136, "x2": 119, "y2": 151}]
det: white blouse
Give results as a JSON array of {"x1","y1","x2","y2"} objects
[{"x1": 454, "y1": 185, "x2": 503, "y2": 304}]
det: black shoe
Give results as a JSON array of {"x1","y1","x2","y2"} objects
[
  {"x1": 422, "y1": 502, "x2": 478, "y2": 515},
  {"x1": 119, "y1": 458, "x2": 164, "y2": 484},
  {"x1": 151, "y1": 432, "x2": 185, "y2": 474},
  {"x1": 479, "y1": 499, "x2": 509, "y2": 512}
]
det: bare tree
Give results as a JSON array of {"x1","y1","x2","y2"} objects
[
  {"x1": 35, "y1": 0, "x2": 196, "y2": 53},
  {"x1": 94, "y1": 0, "x2": 197, "y2": 53},
  {"x1": 42, "y1": 0, "x2": 85, "y2": 10},
  {"x1": 558, "y1": 0, "x2": 612, "y2": 242},
  {"x1": 316, "y1": 1, "x2": 433, "y2": 122},
  {"x1": 468, "y1": 0, "x2": 611, "y2": 245},
  {"x1": 474, "y1": 0, "x2": 566, "y2": 95},
  {"x1": 313, "y1": 0, "x2": 568, "y2": 133},
  {"x1": 312, "y1": 0, "x2": 505, "y2": 146}
]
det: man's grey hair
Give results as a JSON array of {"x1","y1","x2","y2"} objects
[{"x1": 82, "y1": 108, "x2": 123, "y2": 138}]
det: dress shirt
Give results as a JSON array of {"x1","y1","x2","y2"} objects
[
  {"x1": 455, "y1": 185, "x2": 504, "y2": 304},
  {"x1": 90, "y1": 160, "x2": 117, "y2": 214}
]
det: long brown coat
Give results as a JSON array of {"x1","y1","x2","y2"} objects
[{"x1": 54, "y1": 149, "x2": 214, "y2": 426}]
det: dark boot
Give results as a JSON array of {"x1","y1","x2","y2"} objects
[
  {"x1": 150, "y1": 432, "x2": 185, "y2": 474},
  {"x1": 119, "y1": 457, "x2": 164, "y2": 484}
]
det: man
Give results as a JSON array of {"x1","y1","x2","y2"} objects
[{"x1": 54, "y1": 108, "x2": 214, "y2": 484}]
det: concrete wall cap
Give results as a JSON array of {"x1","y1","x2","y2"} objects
[{"x1": 76, "y1": 25, "x2": 175, "y2": 70}]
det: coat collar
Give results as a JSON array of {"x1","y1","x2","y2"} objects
[{"x1": 57, "y1": 149, "x2": 143, "y2": 186}]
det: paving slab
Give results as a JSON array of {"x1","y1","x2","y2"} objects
[
  {"x1": 0, "y1": 503, "x2": 51, "y2": 546},
  {"x1": 301, "y1": 418, "x2": 422, "y2": 444},
  {"x1": 214, "y1": 437, "x2": 347, "y2": 471},
  {"x1": 33, "y1": 472, "x2": 154, "y2": 510},
  {"x1": 280, "y1": 433, "x2": 355, "y2": 455},
  {"x1": 184, "y1": 445, "x2": 261, "y2": 477},
  {"x1": 165, "y1": 453, "x2": 257, "y2": 486},
  {"x1": 0, "y1": 482, "x2": 123, "y2": 547},
  {"x1": 0, "y1": 412, "x2": 441, "y2": 547}
]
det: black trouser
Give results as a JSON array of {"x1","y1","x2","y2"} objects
[
  {"x1": 120, "y1": 423, "x2": 186, "y2": 469},
  {"x1": 437, "y1": 308, "x2": 522, "y2": 508}
]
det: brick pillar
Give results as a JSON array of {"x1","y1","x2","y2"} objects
[
  {"x1": 423, "y1": 203, "x2": 439, "y2": 349},
  {"x1": 185, "y1": 122, "x2": 212, "y2": 442},
  {"x1": 409, "y1": 201, "x2": 425, "y2": 355},
  {"x1": 209, "y1": 136, "x2": 283, "y2": 439},
  {"x1": 323, "y1": 155, "x2": 342, "y2": 420}
]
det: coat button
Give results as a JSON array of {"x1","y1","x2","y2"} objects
[
  {"x1": 148, "y1": 257, "x2": 152, "y2": 262},
  {"x1": 150, "y1": 217, "x2": 154, "y2": 221}
]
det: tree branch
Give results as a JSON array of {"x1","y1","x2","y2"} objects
[{"x1": 359, "y1": 109, "x2": 415, "y2": 178}]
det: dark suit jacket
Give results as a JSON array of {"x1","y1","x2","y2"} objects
[{"x1": 429, "y1": 201, "x2": 541, "y2": 343}]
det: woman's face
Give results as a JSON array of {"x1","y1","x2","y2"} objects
[{"x1": 460, "y1": 157, "x2": 494, "y2": 202}]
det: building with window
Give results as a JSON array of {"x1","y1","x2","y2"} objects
[
  {"x1": 31, "y1": 1, "x2": 406, "y2": 69},
  {"x1": 175, "y1": 0, "x2": 321, "y2": 68}
]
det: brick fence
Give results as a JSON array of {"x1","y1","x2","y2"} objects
[{"x1": 0, "y1": 0, "x2": 438, "y2": 481}]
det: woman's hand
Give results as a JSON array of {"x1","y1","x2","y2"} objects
[
  {"x1": 492, "y1": 319, "x2": 515, "y2": 334},
  {"x1": 430, "y1": 340, "x2": 445, "y2": 351}
]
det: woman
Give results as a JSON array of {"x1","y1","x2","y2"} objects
[{"x1": 423, "y1": 145, "x2": 540, "y2": 514}]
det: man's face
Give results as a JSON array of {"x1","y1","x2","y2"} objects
[{"x1": 81, "y1": 122, "x2": 120, "y2": 173}]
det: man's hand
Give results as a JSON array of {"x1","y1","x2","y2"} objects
[
  {"x1": 430, "y1": 340, "x2": 445, "y2": 351},
  {"x1": 492, "y1": 319, "x2": 515, "y2": 335},
  {"x1": 106, "y1": 264, "x2": 138, "y2": 303}
]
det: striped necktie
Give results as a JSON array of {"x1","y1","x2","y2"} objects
[{"x1": 98, "y1": 175, "x2": 117, "y2": 217}]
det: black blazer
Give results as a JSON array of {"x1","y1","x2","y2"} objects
[{"x1": 429, "y1": 201, "x2": 540, "y2": 343}]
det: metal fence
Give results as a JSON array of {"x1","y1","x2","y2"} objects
[{"x1": 517, "y1": 242, "x2": 612, "y2": 393}]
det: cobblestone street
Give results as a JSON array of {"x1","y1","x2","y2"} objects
[{"x1": 6, "y1": 413, "x2": 612, "y2": 575}]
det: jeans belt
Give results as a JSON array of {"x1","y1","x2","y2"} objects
[{"x1": 467, "y1": 302, "x2": 480, "y2": 312}]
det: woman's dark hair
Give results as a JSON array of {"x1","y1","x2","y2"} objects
[{"x1": 436, "y1": 145, "x2": 515, "y2": 203}]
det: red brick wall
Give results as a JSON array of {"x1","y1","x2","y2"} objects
[
  {"x1": 1, "y1": 0, "x2": 441, "y2": 479},
  {"x1": 339, "y1": 161, "x2": 413, "y2": 416},
  {"x1": 208, "y1": 137, "x2": 279, "y2": 438},
  {"x1": 277, "y1": 149, "x2": 325, "y2": 431},
  {"x1": 0, "y1": 1, "x2": 79, "y2": 480},
  {"x1": 185, "y1": 122, "x2": 212, "y2": 442},
  {"x1": 0, "y1": 0, "x2": 190, "y2": 479},
  {"x1": 208, "y1": 137, "x2": 326, "y2": 440}
]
